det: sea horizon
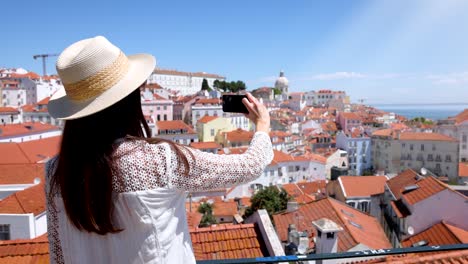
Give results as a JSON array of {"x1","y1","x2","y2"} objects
[{"x1": 369, "y1": 103, "x2": 468, "y2": 120}]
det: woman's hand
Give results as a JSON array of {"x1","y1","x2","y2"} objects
[{"x1": 242, "y1": 93, "x2": 270, "y2": 133}]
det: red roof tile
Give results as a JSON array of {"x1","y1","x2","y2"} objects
[
  {"x1": 17, "y1": 136, "x2": 61, "y2": 163},
  {"x1": 401, "y1": 221, "x2": 468, "y2": 247},
  {"x1": 198, "y1": 115, "x2": 219, "y2": 124},
  {"x1": 0, "y1": 122, "x2": 59, "y2": 138},
  {"x1": 359, "y1": 249, "x2": 468, "y2": 264},
  {"x1": 273, "y1": 198, "x2": 391, "y2": 252},
  {"x1": 0, "y1": 183, "x2": 46, "y2": 216},
  {"x1": 340, "y1": 112, "x2": 362, "y2": 121},
  {"x1": 0, "y1": 164, "x2": 45, "y2": 185},
  {"x1": 0, "y1": 107, "x2": 19, "y2": 114},
  {"x1": 186, "y1": 211, "x2": 203, "y2": 229},
  {"x1": 386, "y1": 169, "x2": 420, "y2": 199},
  {"x1": 454, "y1": 109, "x2": 468, "y2": 125},
  {"x1": 190, "y1": 141, "x2": 221, "y2": 150},
  {"x1": 36, "y1": 97, "x2": 50, "y2": 105},
  {"x1": 0, "y1": 143, "x2": 31, "y2": 164},
  {"x1": 223, "y1": 129, "x2": 254, "y2": 143},
  {"x1": 194, "y1": 98, "x2": 222, "y2": 105},
  {"x1": 403, "y1": 176, "x2": 448, "y2": 205},
  {"x1": 459, "y1": 163, "x2": 468, "y2": 177},
  {"x1": 0, "y1": 234, "x2": 49, "y2": 263},
  {"x1": 400, "y1": 132, "x2": 457, "y2": 142},
  {"x1": 212, "y1": 201, "x2": 238, "y2": 217},
  {"x1": 189, "y1": 224, "x2": 266, "y2": 260},
  {"x1": 339, "y1": 176, "x2": 387, "y2": 198},
  {"x1": 156, "y1": 120, "x2": 195, "y2": 133},
  {"x1": 154, "y1": 69, "x2": 224, "y2": 79}
]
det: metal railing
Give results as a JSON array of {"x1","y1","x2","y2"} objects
[{"x1": 197, "y1": 243, "x2": 468, "y2": 264}]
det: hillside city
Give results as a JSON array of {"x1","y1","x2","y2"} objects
[{"x1": 0, "y1": 66, "x2": 467, "y2": 263}]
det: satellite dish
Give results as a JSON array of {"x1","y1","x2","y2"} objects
[
  {"x1": 297, "y1": 244, "x2": 307, "y2": 254},
  {"x1": 33, "y1": 178, "x2": 41, "y2": 184},
  {"x1": 408, "y1": 226, "x2": 415, "y2": 235},
  {"x1": 420, "y1": 168, "x2": 427, "y2": 176}
]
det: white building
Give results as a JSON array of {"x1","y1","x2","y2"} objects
[
  {"x1": 147, "y1": 68, "x2": 225, "y2": 96},
  {"x1": 0, "y1": 107, "x2": 20, "y2": 124},
  {"x1": 305, "y1": 90, "x2": 348, "y2": 107},
  {"x1": 435, "y1": 109, "x2": 468, "y2": 162},
  {"x1": 0, "y1": 183, "x2": 47, "y2": 240},
  {"x1": 336, "y1": 131, "x2": 372, "y2": 176},
  {"x1": 0, "y1": 122, "x2": 62, "y2": 143},
  {"x1": 35, "y1": 76, "x2": 63, "y2": 103},
  {"x1": 1, "y1": 76, "x2": 37, "y2": 107}
]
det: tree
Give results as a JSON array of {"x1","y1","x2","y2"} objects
[
  {"x1": 273, "y1": 88, "x2": 282, "y2": 95},
  {"x1": 201, "y1": 78, "x2": 212, "y2": 92},
  {"x1": 244, "y1": 186, "x2": 291, "y2": 219},
  {"x1": 212, "y1": 80, "x2": 247, "y2": 93},
  {"x1": 198, "y1": 202, "x2": 217, "y2": 227}
]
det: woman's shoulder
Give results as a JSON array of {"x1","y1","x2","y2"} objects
[{"x1": 113, "y1": 138, "x2": 171, "y2": 158}]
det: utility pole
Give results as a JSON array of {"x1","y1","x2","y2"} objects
[{"x1": 33, "y1": 54, "x2": 59, "y2": 76}]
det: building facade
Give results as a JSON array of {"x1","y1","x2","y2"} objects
[
  {"x1": 336, "y1": 131, "x2": 372, "y2": 175},
  {"x1": 147, "y1": 68, "x2": 225, "y2": 96}
]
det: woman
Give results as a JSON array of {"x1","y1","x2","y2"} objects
[{"x1": 46, "y1": 36, "x2": 273, "y2": 264}]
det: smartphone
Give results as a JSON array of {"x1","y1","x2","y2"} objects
[{"x1": 222, "y1": 94, "x2": 249, "y2": 114}]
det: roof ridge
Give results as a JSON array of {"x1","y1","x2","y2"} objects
[
  {"x1": 328, "y1": 198, "x2": 366, "y2": 247},
  {"x1": 13, "y1": 193, "x2": 27, "y2": 214}
]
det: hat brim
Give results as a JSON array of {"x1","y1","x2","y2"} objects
[{"x1": 48, "y1": 54, "x2": 156, "y2": 120}]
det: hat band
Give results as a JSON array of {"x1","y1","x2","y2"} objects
[{"x1": 64, "y1": 52, "x2": 130, "y2": 101}]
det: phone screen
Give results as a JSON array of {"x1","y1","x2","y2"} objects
[{"x1": 222, "y1": 95, "x2": 249, "y2": 114}]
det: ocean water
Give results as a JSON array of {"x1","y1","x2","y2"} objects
[{"x1": 371, "y1": 104, "x2": 468, "y2": 121}]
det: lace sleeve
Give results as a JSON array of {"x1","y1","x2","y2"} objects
[
  {"x1": 45, "y1": 157, "x2": 64, "y2": 264},
  {"x1": 166, "y1": 131, "x2": 273, "y2": 192}
]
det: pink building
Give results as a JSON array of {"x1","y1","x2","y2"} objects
[
  {"x1": 337, "y1": 112, "x2": 362, "y2": 132},
  {"x1": 141, "y1": 92, "x2": 174, "y2": 122}
]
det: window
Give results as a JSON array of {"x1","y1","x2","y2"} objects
[
  {"x1": 410, "y1": 144, "x2": 413, "y2": 151},
  {"x1": 210, "y1": 129, "x2": 215, "y2": 136},
  {"x1": 427, "y1": 154, "x2": 434, "y2": 161},
  {"x1": 463, "y1": 135, "x2": 467, "y2": 142},
  {"x1": 163, "y1": 114, "x2": 167, "y2": 121},
  {"x1": 327, "y1": 232, "x2": 335, "y2": 239},
  {"x1": 163, "y1": 106, "x2": 167, "y2": 110},
  {"x1": 432, "y1": 144, "x2": 436, "y2": 151},
  {"x1": 445, "y1": 155, "x2": 452, "y2": 162},
  {"x1": 421, "y1": 144, "x2": 425, "y2": 151},
  {"x1": 0, "y1": 225, "x2": 10, "y2": 240},
  {"x1": 157, "y1": 115, "x2": 161, "y2": 121}
]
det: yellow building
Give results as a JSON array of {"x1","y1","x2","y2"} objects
[{"x1": 196, "y1": 115, "x2": 235, "y2": 142}]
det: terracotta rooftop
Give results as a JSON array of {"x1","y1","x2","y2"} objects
[
  {"x1": 322, "y1": 121, "x2": 338, "y2": 132},
  {"x1": 273, "y1": 198, "x2": 391, "y2": 252},
  {"x1": 372, "y1": 129, "x2": 394, "y2": 137},
  {"x1": 0, "y1": 164, "x2": 45, "y2": 185},
  {"x1": 190, "y1": 141, "x2": 221, "y2": 150},
  {"x1": 223, "y1": 129, "x2": 254, "y2": 142},
  {"x1": 156, "y1": 120, "x2": 195, "y2": 133},
  {"x1": 401, "y1": 221, "x2": 468, "y2": 247},
  {"x1": 37, "y1": 97, "x2": 50, "y2": 105},
  {"x1": 0, "y1": 136, "x2": 60, "y2": 165},
  {"x1": 459, "y1": 163, "x2": 468, "y2": 177},
  {"x1": 212, "y1": 201, "x2": 238, "y2": 217},
  {"x1": 282, "y1": 181, "x2": 326, "y2": 203},
  {"x1": 386, "y1": 169, "x2": 420, "y2": 200},
  {"x1": 189, "y1": 224, "x2": 267, "y2": 261},
  {"x1": 0, "y1": 183, "x2": 46, "y2": 216},
  {"x1": 454, "y1": 109, "x2": 468, "y2": 125},
  {"x1": 17, "y1": 136, "x2": 61, "y2": 163},
  {"x1": 194, "y1": 98, "x2": 222, "y2": 105},
  {"x1": 21, "y1": 104, "x2": 49, "y2": 113},
  {"x1": 0, "y1": 233, "x2": 49, "y2": 264},
  {"x1": 0, "y1": 107, "x2": 19, "y2": 114},
  {"x1": 198, "y1": 115, "x2": 219, "y2": 124},
  {"x1": 400, "y1": 132, "x2": 457, "y2": 142},
  {"x1": 339, "y1": 176, "x2": 387, "y2": 198},
  {"x1": 0, "y1": 122, "x2": 59, "y2": 138},
  {"x1": 340, "y1": 112, "x2": 362, "y2": 121},
  {"x1": 402, "y1": 176, "x2": 454, "y2": 205},
  {"x1": 186, "y1": 211, "x2": 203, "y2": 230}
]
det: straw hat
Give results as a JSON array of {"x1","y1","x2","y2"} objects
[{"x1": 48, "y1": 36, "x2": 156, "y2": 120}]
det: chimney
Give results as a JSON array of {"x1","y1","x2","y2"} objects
[
  {"x1": 286, "y1": 224, "x2": 310, "y2": 255},
  {"x1": 287, "y1": 201, "x2": 299, "y2": 212},
  {"x1": 312, "y1": 218, "x2": 343, "y2": 254}
]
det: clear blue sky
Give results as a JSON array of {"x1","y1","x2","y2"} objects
[{"x1": 2, "y1": 0, "x2": 468, "y2": 104}]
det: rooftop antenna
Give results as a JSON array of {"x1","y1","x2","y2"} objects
[{"x1": 33, "y1": 54, "x2": 59, "y2": 76}]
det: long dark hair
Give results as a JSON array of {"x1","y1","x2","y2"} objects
[{"x1": 49, "y1": 86, "x2": 190, "y2": 235}]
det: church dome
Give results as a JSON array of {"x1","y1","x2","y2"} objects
[{"x1": 275, "y1": 71, "x2": 289, "y2": 88}]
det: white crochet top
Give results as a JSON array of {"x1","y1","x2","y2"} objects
[{"x1": 46, "y1": 131, "x2": 273, "y2": 264}]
